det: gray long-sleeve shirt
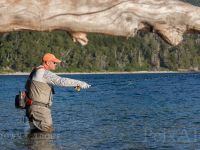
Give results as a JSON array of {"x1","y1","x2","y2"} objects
[{"x1": 32, "y1": 65, "x2": 90, "y2": 88}]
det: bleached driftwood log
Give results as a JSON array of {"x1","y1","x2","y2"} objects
[{"x1": 0, "y1": 0, "x2": 199, "y2": 46}]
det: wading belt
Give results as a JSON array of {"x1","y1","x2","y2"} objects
[{"x1": 32, "y1": 101, "x2": 50, "y2": 108}]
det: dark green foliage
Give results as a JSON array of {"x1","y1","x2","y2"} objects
[
  {"x1": 184, "y1": 0, "x2": 200, "y2": 6},
  {"x1": 0, "y1": 31, "x2": 199, "y2": 73}
]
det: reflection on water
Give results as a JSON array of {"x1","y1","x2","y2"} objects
[
  {"x1": 27, "y1": 131, "x2": 60, "y2": 150},
  {"x1": 14, "y1": 131, "x2": 61, "y2": 150}
]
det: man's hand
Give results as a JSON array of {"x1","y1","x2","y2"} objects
[{"x1": 78, "y1": 82, "x2": 91, "y2": 89}]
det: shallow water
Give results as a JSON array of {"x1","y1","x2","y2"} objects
[{"x1": 0, "y1": 73, "x2": 200, "y2": 150}]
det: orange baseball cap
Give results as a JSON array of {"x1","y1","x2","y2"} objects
[{"x1": 42, "y1": 53, "x2": 61, "y2": 63}]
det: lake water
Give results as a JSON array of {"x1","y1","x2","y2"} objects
[{"x1": 0, "y1": 73, "x2": 200, "y2": 150}]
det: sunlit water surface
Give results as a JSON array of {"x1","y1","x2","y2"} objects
[{"x1": 0, "y1": 73, "x2": 200, "y2": 150}]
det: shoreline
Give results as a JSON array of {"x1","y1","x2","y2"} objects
[{"x1": 0, "y1": 70, "x2": 198, "y2": 75}]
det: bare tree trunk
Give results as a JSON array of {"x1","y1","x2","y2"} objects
[{"x1": 0, "y1": 0, "x2": 199, "y2": 46}]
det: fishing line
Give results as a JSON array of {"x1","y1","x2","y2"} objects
[{"x1": 127, "y1": 72, "x2": 200, "y2": 85}]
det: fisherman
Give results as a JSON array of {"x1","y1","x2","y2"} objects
[{"x1": 25, "y1": 53, "x2": 91, "y2": 132}]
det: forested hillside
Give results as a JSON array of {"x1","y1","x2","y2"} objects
[
  {"x1": 0, "y1": 0, "x2": 199, "y2": 73},
  {"x1": 185, "y1": 0, "x2": 200, "y2": 5}
]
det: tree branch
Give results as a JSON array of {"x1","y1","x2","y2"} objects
[{"x1": 0, "y1": 0, "x2": 199, "y2": 46}]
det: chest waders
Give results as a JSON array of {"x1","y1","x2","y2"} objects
[{"x1": 26, "y1": 67, "x2": 54, "y2": 132}]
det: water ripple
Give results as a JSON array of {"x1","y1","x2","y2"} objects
[{"x1": 0, "y1": 73, "x2": 200, "y2": 149}]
